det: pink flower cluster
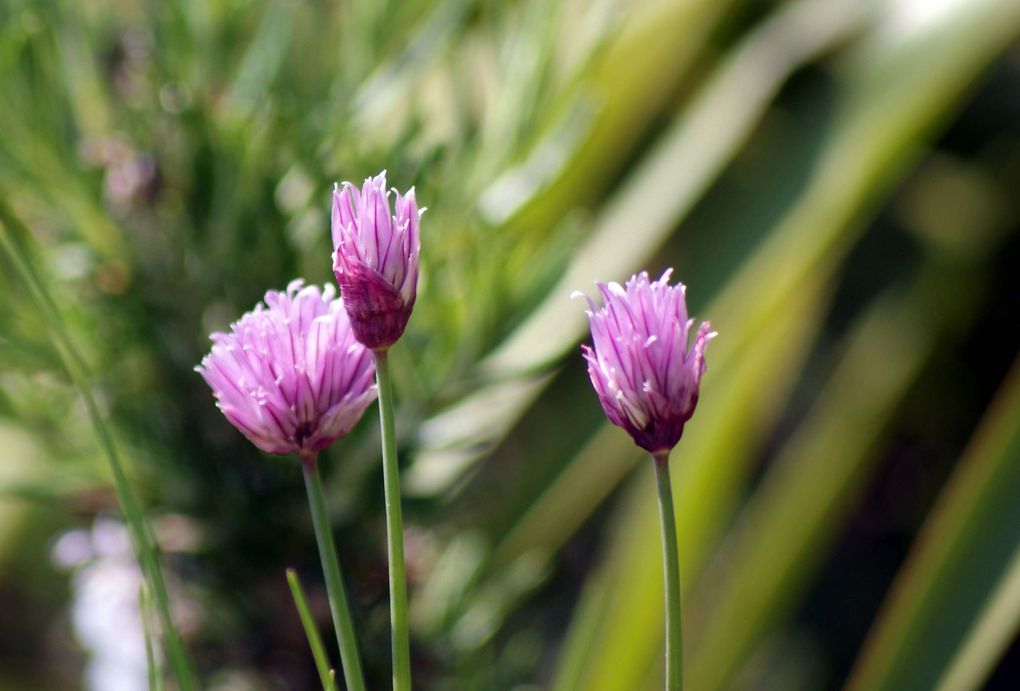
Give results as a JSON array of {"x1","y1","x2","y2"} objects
[
  {"x1": 199, "y1": 169, "x2": 714, "y2": 463},
  {"x1": 199, "y1": 171, "x2": 424, "y2": 458},
  {"x1": 197, "y1": 281, "x2": 377, "y2": 456}
]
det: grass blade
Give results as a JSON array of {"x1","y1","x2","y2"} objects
[
  {"x1": 937, "y1": 548, "x2": 1020, "y2": 691},
  {"x1": 0, "y1": 202, "x2": 196, "y2": 690},
  {"x1": 140, "y1": 585, "x2": 166, "y2": 691},
  {"x1": 552, "y1": 0, "x2": 1020, "y2": 684},
  {"x1": 686, "y1": 290, "x2": 934, "y2": 691},
  {"x1": 846, "y1": 355, "x2": 1020, "y2": 691},
  {"x1": 408, "y1": 0, "x2": 867, "y2": 495},
  {"x1": 286, "y1": 568, "x2": 338, "y2": 691}
]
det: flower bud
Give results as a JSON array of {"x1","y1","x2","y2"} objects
[
  {"x1": 332, "y1": 171, "x2": 423, "y2": 350},
  {"x1": 577, "y1": 270, "x2": 714, "y2": 455}
]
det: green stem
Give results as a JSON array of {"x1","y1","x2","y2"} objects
[
  {"x1": 0, "y1": 211, "x2": 195, "y2": 690},
  {"x1": 301, "y1": 455, "x2": 367, "y2": 691},
  {"x1": 286, "y1": 568, "x2": 338, "y2": 691},
  {"x1": 374, "y1": 350, "x2": 412, "y2": 691},
  {"x1": 653, "y1": 451, "x2": 683, "y2": 691},
  {"x1": 140, "y1": 585, "x2": 165, "y2": 691}
]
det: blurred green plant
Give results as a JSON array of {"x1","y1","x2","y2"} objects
[
  {"x1": 0, "y1": 0, "x2": 1018, "y2": 688},
  {"x1": 0, "y1": 204, "x2": 195, "y2": 688},
  {"x1": 847, "y1": 355, "x2": 1020, "y2": 691}
]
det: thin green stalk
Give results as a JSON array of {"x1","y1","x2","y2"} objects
[
  {"x1": 0, "y1": 212, "x2": 195, "y2": 690},
  {"x1": 286, "y1": 568, "x2": 338, "y2": 691},
  {"x1": 140, "y1": 585, "x2": 166, "y2": 691},
  {"x1": 374, "y1": 350, "x2": 412, "y2": 691},
  {"x1": 300, "y1": 455, "x2": 367, "y2": 691},
  {"x1": 653, "y1": 451, "x2": 683, "y2": 691}
]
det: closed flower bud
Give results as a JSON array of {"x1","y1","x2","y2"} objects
[
  {"x1": 332, "y1": 171, "x2": 423, "y2": 350},
  {"x1": 576, "y1": 269, "x2": 715, "y2": 455}
]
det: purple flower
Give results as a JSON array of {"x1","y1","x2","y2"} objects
[
  {"x1": 332, "y1": 171, "x2": 423, "y2": 351},
  {"x1": 577, "y1": 270, "x2": 715, "y2": 455},
  {"x1": 197, "y1": 280, "x2": 377, "y2": 457}
]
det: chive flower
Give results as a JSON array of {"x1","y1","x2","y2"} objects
[
  {"x1": 197, "y1": 280, "x2": 377, "y2": 456},
  {"x1": 576, "y1": 269, "x2": 715, "y2": 455},
  {"x1": 332, "y1": 171, "x2": 423, "y2": 351}
]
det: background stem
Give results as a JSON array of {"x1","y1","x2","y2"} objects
[
  {"x1": 301, "y1": 455, "x2": 367, "y2": 691},
  {"x1": 374, "y1": 350, "x2": 412, "y2": 691},
  {"x1": 653, "y1": 451, "x2": 684, "y2": 690},
  {"x1": 0, "y1": 215, "x2": 195, "y2": 690}
]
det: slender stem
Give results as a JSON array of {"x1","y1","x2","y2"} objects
[
  {"x1": 286, "y1": 568, "x2": 338, "y2": 691},
  {"x1": 0, "y1": 213, "x2": 195, "y2": 690},
  {"x1": 140, "y1": 585, "x2": 165, "y2": 691},
  {"x1": 653, "y1": 451, "x2": 683, "y2": 691},
  {"x1": 301, "y1": 455, "x2": 367, "y2": 691},
  {"x1": 373, "y1": 350, "x2": 412, "y2": 691}
]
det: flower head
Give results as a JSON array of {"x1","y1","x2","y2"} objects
[
  {"x1": 577, "y1": 269, "x2": 715, "y2": 455},
  {"x1": 332, "y1": 171, "x2": 423, "y2": 350},
  {"x1": 197, "y1": 280, "x2": 377, "y2": 457}
]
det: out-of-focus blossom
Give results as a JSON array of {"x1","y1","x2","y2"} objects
[
  {"x1": 576, "y1": 269, "x2": 715, "y2": 455},
  {"x1": 331, "y1": 171, "x2": 423, "y2": 350},
  {"x1": 52, "y1": 518, "x2": 149, "y2": 691},
  {"x1": 80, "y1": 133, "x2": 159, "y2": 213},
  {"x1": 197, "y1": 280, "x2": 376, "y2": 456}
]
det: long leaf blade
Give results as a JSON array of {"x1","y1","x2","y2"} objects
[
  {"x1": 286, "y1": 568, "x2": 338, "y2": 691},
  {"x1": 846, "y1": 355, "x2": 1020, "y2": 691}
]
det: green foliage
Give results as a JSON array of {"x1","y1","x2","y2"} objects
[
  {"x1": 847, "y1": 358, "x2": 1020, "y2": 691},
  {"x1": 0, "y1": 0, "x2": 1019, "y2": 688}
]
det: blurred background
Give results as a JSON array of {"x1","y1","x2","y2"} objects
[{"x1": 1, "y1": 0, "x2": 1019, "y2": 689}]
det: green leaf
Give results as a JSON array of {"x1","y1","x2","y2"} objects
[
  {"x1": 551, "y1": 0, "x2": 1020, "y2": 685},
  {"x1": 287, "y1": 568, "x2": 338, "y2": 691},
  {"x1": 685, "y1": 289, "x2": 935, "y2": 691},
  {"x1": 406, "y1": 0, "x2": 865, "y2": 496},
  {"x1": 846, "y1": 356, "x2": 1020, "y2": 691},
  {"x1": 140, "y1": 584, "x2": 166, "y2": 691}
]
